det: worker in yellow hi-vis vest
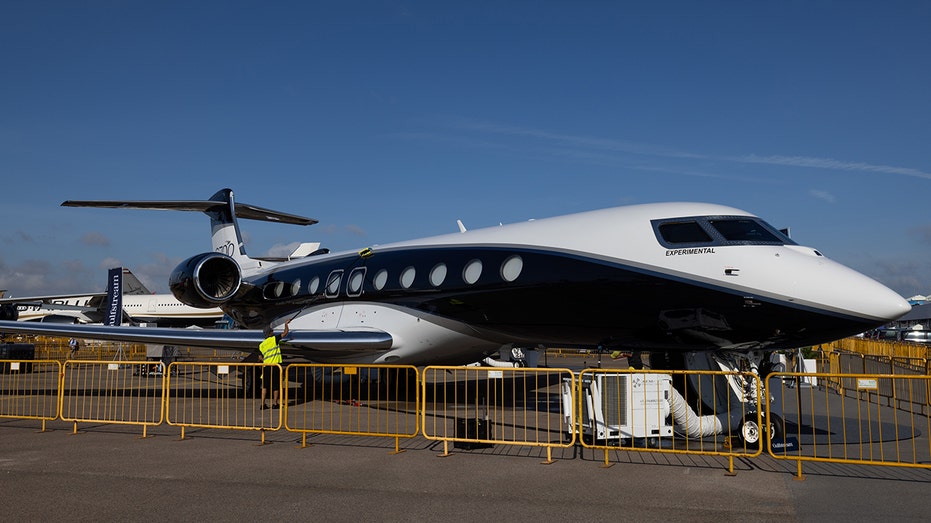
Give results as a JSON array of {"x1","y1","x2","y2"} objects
[{"x1": 259, "y1": 320, "x2": 289, "y2": 410}]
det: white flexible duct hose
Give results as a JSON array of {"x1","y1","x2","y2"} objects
[
  {"x1": 482, "y1": 357, "x2": 520, "y2": 368},
  {"x1": 668, "y1": 383, "x2": 726, "y2": 437}
]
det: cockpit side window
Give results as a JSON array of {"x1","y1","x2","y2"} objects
[{"x1": 657, "y1": 222, "x2": 713, "y2": 244}]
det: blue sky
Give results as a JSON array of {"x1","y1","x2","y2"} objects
[{"x1": 1, "y1": 1, "x2": 929, "y2": 299}]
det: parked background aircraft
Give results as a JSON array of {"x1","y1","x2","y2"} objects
[
  {"x1": 0, "y1": 188, "x2": 910, "y2": 375},
  {"x1": 0, "y1": 268, "x2": 224, "y2": 327}
]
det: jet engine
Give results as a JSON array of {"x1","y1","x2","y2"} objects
[
  {"x1": 0, "y1": 304, "x2": 18, "y2": 321},
  {"x1": 169, "y1": 252, "x2": 242, "y2": 308}
]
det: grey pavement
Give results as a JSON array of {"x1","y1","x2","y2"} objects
[{"x1": 2, "y1": 418, "x2": 930, "y2": 522}]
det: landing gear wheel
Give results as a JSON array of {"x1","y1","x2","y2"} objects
[
  {"x1": 739, "y1": 412, "x2": 785, "y2": 450},
  {"x1": 739, "y1": 415, "x2": 762, "y2": 449}
]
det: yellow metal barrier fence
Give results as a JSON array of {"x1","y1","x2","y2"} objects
[
  {"x1": 18, "y1": 335, "x2": 251, "y2": 364},
  {"x1": 823, "y1": 353, "x2": 931, "y2": 403},
  {"x1": 825, "y1": 337, "x2": 931, "y2": 361},
  {"x1": 166, "y1": 362, "x2": 281, "y2": 441},
  {"x1": 32, "y1": 337, "x2": 150, "y2": 362},
  {"x1": 766, "y1": 372, "x2": 931, "y2": 479},
  {"x1": 574, "y1": 369, "x2": 765, "y2": 472},
  {"x1": 8, "y1": 357, "x2": 931, "y2": 479},
  {"x1": 284, "y1": 364, "x2": 419, "y2": 451},
  {"x1": 61, "y1": 360, "x2": 166, "y2": 437},
  {"x1": 421, "y1": 366, "x2": 574, "y2": 464},
  {"x1": 0, "y1": 359, "x2": 61, "y2": 431}
]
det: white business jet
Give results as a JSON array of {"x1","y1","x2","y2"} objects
[{"x1": 0, "y1": 188, "x2": 909, "y2": 371}]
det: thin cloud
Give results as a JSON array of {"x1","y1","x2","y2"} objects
[
  {"x1": 860, "y1": 256, "x2": 931, "y2": 297},
  {"x1": 1, "y1": 231, "x2": 35, "y2": 246},
  {"x1": 738, "y1": 155, "x2": 931, "y2": 180},
  {"x1": 0, "y1": 258, "x2": 96, "y2": 295},
  {"x1": 81, "y1": 232, "x2": 111, "y2": 247},
  {"x1": 130, "y1": 253, "x2": 180, "y2": 294},
  {"x1": 345, "y1": 224, "x2": 367, "y2": 236},
  {"x1": 445, "y1": 117, "x2": 701, "y2": 160},
  {"x1": 433, "y1": 118, "x2": 931, "y2": 181},
  {"x1": 909, "y1": 225, "x2": 931, "y2": 246},
  {"x1": 809, "y1": 190, "x2": 837, "y2": 204},
  {"x1": 100, "y1": 257, "x2": 123, "y2": 270}
]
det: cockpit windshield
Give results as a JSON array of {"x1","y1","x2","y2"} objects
[
  {"x1": 707, "y1": 218, "x2": 783, "y2": 243},
  {"x1": 652, "y1": 216, "x2": 795, "y2": 248}
]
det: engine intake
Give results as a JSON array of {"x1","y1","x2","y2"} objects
[
  {"x1": 169, "y1": 252, "x2": 242, "y2": 308},
  {"x1": 0, "y1": 304, "x2": 18, "y2": 321}
]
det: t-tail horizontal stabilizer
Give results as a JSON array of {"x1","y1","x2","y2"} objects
[
  {"x1": 61, "y1": 188, "x2": 318, "y2": 226},
  {"x1": 62, "y1": 188, "x2": 318, "y2": 272}
]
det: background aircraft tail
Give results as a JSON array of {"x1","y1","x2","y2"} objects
[{"x1": 121, "y1": 268, "x2": 151, "y2": 295}]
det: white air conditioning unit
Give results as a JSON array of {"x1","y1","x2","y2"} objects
[{"x1": 564, "y1": 372, "x2": 674, "y2": 444}]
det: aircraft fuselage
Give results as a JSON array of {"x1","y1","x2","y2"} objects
[{"x1": 214, "y1": 203, "x2": 907, "y2": 364}]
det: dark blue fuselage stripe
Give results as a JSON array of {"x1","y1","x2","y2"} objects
[{"x1": 227, "y1": 244, "x2": 874, "y2": 351}]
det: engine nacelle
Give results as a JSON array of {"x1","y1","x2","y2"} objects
[
  {"x1": 169, "y1": 252, "x2": 242, "y2": 308},
  {"x1": 0, "y1": 304, "x2": 18, "y2": 321}
]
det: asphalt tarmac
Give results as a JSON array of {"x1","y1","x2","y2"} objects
[{"x1": 2, "y1": 418, "x2": 930, "y2": 522}]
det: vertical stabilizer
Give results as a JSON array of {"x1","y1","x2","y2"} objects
[{"x1": 204, "y1": 189, "x2": 261, "y2": 272}]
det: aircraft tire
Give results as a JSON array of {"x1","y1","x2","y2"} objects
[
  {"x1": 739, "y1": 412, "x2": 784, "y2": 450},
  {"x1": 738, "y1": 414, "x2": 763, "y2": 449},
  {"x1": 767, "y1": 413, "x2": 785, "y2": 447}
]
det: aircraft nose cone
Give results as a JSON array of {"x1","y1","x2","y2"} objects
[
  {"x1": 875, "y1": 288, "x2": 912, "y2": 322},
  {"x1": 846, "y1": 270, "x2": 912, "y2": 323},
  {"x1": 808, "y1": 256, "x2": 913, "y2": 324}
]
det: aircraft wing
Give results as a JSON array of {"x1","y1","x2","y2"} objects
[
  {"x1": 0, "y1": 292, "x2": 107, "y2": 304},
  {"x1": 0, "y1": 320, "x2": 392, "y2": 352},
  {"x1": 3, "y1": 301, "x2": 97, "y2": 313}
]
